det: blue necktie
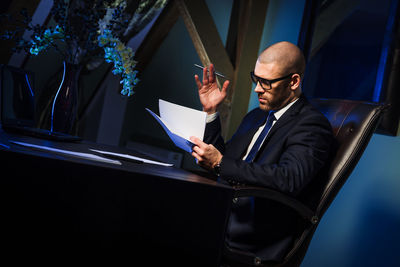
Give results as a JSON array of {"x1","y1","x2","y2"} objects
[{"x1": 245, "y1": 111, "x2": 276, "y2": 163}]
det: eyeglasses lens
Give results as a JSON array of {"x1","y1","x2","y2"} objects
[{"x1": 250, "y1": 72, "x2": 270, "y2": 90}]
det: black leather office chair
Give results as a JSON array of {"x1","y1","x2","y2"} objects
[{"x1": 222, "y1": 98, "x2": 389, "y2": 267}]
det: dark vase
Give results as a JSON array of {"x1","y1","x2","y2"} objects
[{"x1": 50, "y1": 61, "x2": 81, "y2": 134}]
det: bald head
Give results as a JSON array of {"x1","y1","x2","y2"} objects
[{"x1": 258, "y1": 41, "x2": 306, "y2": 77}]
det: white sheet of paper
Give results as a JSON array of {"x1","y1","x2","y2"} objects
[
  {"x1": 11, "y1": 141, "x2": 122, "y2": 165},
  {"x1": 90, "y1": 149, "x2": 173, "y2": 167},
  {"x1": 158, "y1": 99, "x2": 207, "y2": 141},
  {"x1": 146, "y1": 99, "x2": 207, "y2": 153}
]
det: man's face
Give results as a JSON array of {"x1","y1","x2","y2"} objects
[{"x1": 253, "y1": 60, "x2": 294, "y2": 112}]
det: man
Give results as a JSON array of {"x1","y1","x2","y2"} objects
[{"x1": 190, "y1": 41, "x2": 334, "y2": 262}]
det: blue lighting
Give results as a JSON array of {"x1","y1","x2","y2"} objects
[
  {"x1": 0, "y1": 143, "x2": 10, "y2": 149},
  {"x1": 50, "y1": 61, "x2": 66, "y2": 132},
  {"x1": 25, "y1": 74, "x2": 34, "y2": 97},
  {"x1": 372, "y1": 0, "x2": 399, "y2": 102}
]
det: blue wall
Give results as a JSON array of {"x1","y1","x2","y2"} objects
[{"x1": 302, "y1": 134, "x2": 400, "y2": 266}]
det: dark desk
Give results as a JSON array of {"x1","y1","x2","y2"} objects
[{"x1": 0, "y1": 129, "x2": 233, "y2": 266}]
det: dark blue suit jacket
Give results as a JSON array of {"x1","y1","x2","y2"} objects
[{"x1": 204, "y1": 94, "x2": 334, "y2": 261}]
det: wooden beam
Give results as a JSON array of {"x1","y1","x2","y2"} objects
[
  {"x1": 226, "y1": 0, "x2": 269, "y2": 138},
  {"x1": 176, "y1": 0, "x2": 234, "y2": 138},
  {"x1": 135, "y1": 0, "x2": 180, "y2": 72},
  {"x1": 225, "y1": 0, "x2": 241, "y2": 68},
  {"x1": 176, "y1": 0, "x2": 234, "y2": 75}
]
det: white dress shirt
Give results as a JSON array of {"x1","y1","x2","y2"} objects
[{"x1": 206, "y1": 98, "x2": 299, "y2": 160}]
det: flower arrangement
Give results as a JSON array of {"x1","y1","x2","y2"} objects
[
  {"x1": 98, "y1": 28, "x2": 138, "y2": 96},
  {"x1": 0, "y1": 0, "x2": 159, "y2": 97}
]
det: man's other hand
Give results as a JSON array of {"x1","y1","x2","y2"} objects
[{"x1": 190, "y1": 136, "x2": 223, "y2": 171}]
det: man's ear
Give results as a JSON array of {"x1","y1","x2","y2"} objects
[{"x1": 290, "y1": 74, "x2": 301, "y2": 89}]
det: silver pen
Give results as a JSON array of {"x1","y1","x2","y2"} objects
[{"x1": 194, "y1": 63, "x2": 228, "y2": 79}]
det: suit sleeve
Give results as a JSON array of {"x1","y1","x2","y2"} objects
[
  {"x1": 204, "y1": 115, "x2": 226, "y2": 154},
  {"x1": 218, "y1": 113, "x2": 334, "y2": 196}
]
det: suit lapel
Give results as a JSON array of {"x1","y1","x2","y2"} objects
[{"x1": 263, "y1": 95, "x2": 306, "y2": 144}]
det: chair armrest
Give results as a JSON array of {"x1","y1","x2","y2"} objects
[{"x1": 233, "y1": 185, "x2": 318, "y2": 224}]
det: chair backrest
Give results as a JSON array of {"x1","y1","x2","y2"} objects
[
  {"x1": 309, "y1": 98, "x2": 388, "y2": 217},
  {"x1": 283, "y1": 98, "x2": 388, "y2": 266},
  {"x1": 223, "y1": 98, "x2": 388, "y2": 267}
]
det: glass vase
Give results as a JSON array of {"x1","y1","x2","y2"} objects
[{"x1": 50, "y1": 61, "x2": 81, "y2": 134}]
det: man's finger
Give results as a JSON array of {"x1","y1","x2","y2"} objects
[
  {"x1": 192, "y1": 145, "x2": 204, "y2": 156},
  {"x1": 209, "y1": 64, "x2": 215, "y2": 83},
  {"x1": 191, "y1": 151, "x2": 202, "y2": 162},
  {"x1": 220, "y1": 80, "x2": 229, "y2": 99},
  {"x1": 202, "y1": 65, "x2": 208, "y2": 85},
  {"x1": 190, "y1": 136, "x2": 207, "y2": 149},
  {"x1": 194, "y1": 75, "x2": 202, "y2": 90}
]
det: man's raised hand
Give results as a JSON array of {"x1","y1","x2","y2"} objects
[{"x1": 194, "y1": 64, "x2": 229, "y2": 115}]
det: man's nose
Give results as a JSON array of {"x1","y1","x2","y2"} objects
[{"x1": 254, "y1": 82, "x2": 264, "y2": 93}]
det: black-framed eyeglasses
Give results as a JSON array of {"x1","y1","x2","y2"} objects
[{"x1": 250, "y1": 71, "x2": 294, "y2": 90}]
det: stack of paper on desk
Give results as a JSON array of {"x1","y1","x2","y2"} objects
[{"x1": 146, "y1": 99, "x2": 207, "y2": 153}]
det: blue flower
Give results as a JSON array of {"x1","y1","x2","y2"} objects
[
  {"x1": 44, "y1": 29, "x2": 51, "y2": 38},
  {"x1": 30, "y1": 47, "x2": 39, "y2": 55}
]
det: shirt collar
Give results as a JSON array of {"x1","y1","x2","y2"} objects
[{"x1": 273, "y1": 98, "x2": 299, "y2": 120}]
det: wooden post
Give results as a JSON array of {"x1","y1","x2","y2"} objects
[
  {"x1": 226, "y1": 0, "x2": 269, "y2": 138},
  {"x1": 176, "y1": 0, "x2": 234, "y2": 138}
]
